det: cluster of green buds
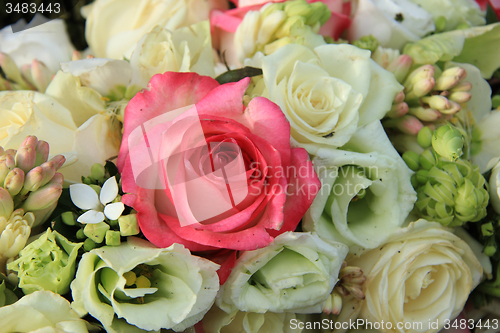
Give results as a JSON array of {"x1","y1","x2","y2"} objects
[
  {"x1": 403, "y1": 125, "x2": 489, "y2": 227},
  {"x1": 234, "y1": 0, "x2": 331, "y2": 63},
  {"x1": 323, "y1": 262, "x2": 366, "y2": 315},
  {"x1": 385, "y1": 64, "x2": 473, "y2": 135},
  {"x1": 0, "y1": 136, "x2": 65, "y2": 227},
  {"x1": 65, "y1": 163, "x2": 139, "y2": 251},
  {"x1": 0, "y1": 53, "x2": 52, "y2": 92}
]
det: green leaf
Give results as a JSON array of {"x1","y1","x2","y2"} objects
[{"x1": 215, "y1": 67, "x2": 263, "y2": 85}]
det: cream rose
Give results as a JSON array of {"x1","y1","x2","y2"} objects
[
  {"x1": 84, "y1": 0, "x2": 226, "y2": 59},
  {"x1": 0, "y1": 73, "x2": 120, "y2": 183},
  {"x1": 260, "y1": 43, "x2": 402, "y2": 154},
  {"x1": 127, "y1": 21, "x2": 215, "y2": 94},
  {"x1": 339, "y1": 219, "x2": 483, "y2": 333}
]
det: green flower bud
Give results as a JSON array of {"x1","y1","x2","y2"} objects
[
  {"x1": 492, "y1": 95, "x2": 500, "y2": 109},
  {"x1": 83, "y1": 222, "x2": 110, "y2": 244},
  {"x1": 419, "y1": 149, "x2": 438, "y2": 170},
  {"x1": 118, "y1": 214, "x2": 140, "y2": 236},
  {"x1": 61, "y1": 211, "x2": 77, "y2": 226},
  {"x1": 481, "y1": 222, "x2": 494, "y2": 237},
  {"x1": 352, "y1": 35, "x2": 379, "y2": 53},
  {"x1": 90, "y1": 163, "x2": 106, "y2": 183},
  {"x1": 483, "y1": 237, "x2": 497, "y2": 257},
  {"x1": 105, "y1": 230, "x2": 121, "y2": 246},
  {"x1": 448, "y1": 91, "x2": 472, "y2": 103},
  {"x1": 402, "y1": 151, "x2": 420, "y2": 171},
  {"x1": 431, "y1": 124, "x2": 464, "y2": 161},
  {"x1": 417, "y1": 126, "x2": 433, "y2": 148},
  {"x1": 76, "y1": 228, "x2": 86, "y2": 240},
  {"x1": 414, "y1": 159, "x2": 488, "y2": 227},
  {"x1": 83, "y1": 238, "x2": 97, "y2": 252},
  {"x1": 7, "y1": 229, "x2": 83, "y2": 295},
  {"x1": 34, "y1": 140, "x2": 49, "y2": 167},
  {"x1": 435, "y1": 16, "x2": 447, "y2": 32}
]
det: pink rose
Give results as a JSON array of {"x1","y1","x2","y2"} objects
[
  {"x1": 117, "y1": 72, "x2": 320, "y2": 252},
  {"x1": 211, "y1": 0, "x2": 351, "y2": 67}
]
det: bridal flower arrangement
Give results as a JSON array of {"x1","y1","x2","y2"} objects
[{"x1": 2, "y1": 0, "x2": 500, "y2": 332}]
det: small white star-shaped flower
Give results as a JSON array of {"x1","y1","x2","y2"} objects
[{"x1": 69, "y1": 176, "x2": 125, "y2": 224}]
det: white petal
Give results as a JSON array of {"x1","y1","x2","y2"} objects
[
  {"x1": 69, "y1": 184, "x2": 102, "y2": 210},
  {"x1": 104, "y1": 202, "x2": 125, "y2": 220},
  {"x1": 77, "y1": 210, "x2": 105, "y2": 224},
  {"x1": 100, "y1": 176, "x2": 119, "y2": 205}
]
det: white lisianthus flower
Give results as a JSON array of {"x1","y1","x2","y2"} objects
[
  {"x1": 83, "y1": 0, "x2": 227, "y2": 60},
  {"x1": 0, "y1": 15, "x2": 75, "y2": 73},
  {"x1": 347, "y1": 0, "x2": 435, "y2": 49},
  {"x1": 260, "y1": 43, "x2": 403, "y2": 154},
  {"x1": 71, "y1": 237, "x2": 220, "y2": 333},
  {"x1": 69, "y1": 176, "x2": 125, "y2": 224},
  {"x1": 339, "y1": 219, "x2": 483, "y2": 333},
  {"x1": 0, "y1": 73, "x2": 121, "y2": 183},
  {"x1": 408, "y1": 0, "x2": 485, "y2": 31},
  {"x1": 303, "y1": 121, "x2": 416, "y2": 250},
  {"x1": 217, "y1": 232, "x2": 348, "y2": 314},
  {"x1": 127, "y1": 21, "x2": 215, "y2": 95},
  {"x1": 0, "y1": 290, "x2": 93, "y2": 333}
]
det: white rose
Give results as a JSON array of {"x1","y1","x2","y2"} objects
[
  {"x1": 0, "y1": 74, "x2": 120, "y2": 183},
  {"x1": 84, "y1": 0, "x2": 226, "y2": 59},
  {"x1": 0, "y1": 15, "x2": 74, "y2": 73},
  {"x1": 128, "y1": 21, "x2": 215, "y2": 94},
  {"x1": 339, "y1": 219, "x2": 483, "y2": 333},
  {"x1": 347, "y1": 0, "x2": 435, "y2": 50},
  {"x1": 260, "y1": 43, "x2": 402, "y2": 154}
]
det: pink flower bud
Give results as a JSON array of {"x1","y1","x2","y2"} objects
[
  {"x1": 35, "y1": 140, "x2": 50, "y2": 166},
  {"x1": 22, "y1": 182, "x2": 63, "y2": 211},
  {"x1": 4, "y1": 168, "x2": 25, "y2": 196}
]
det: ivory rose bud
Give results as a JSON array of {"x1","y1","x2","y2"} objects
[
  {"x1": 84, "y1": 0, "x2": 227, "y2": 59},
  {"x1": 260, "y1": 43, "x2": 403, "y2": 154},
  {"x1": 127, "y1": 21, "x2": 215, "y2": 95},
  {"x1": 340, "y1": 220, "x2": 483, "y2": 333},
  {"x1": 217, "y1": 232, "x2": 348, "y2": 314}
]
